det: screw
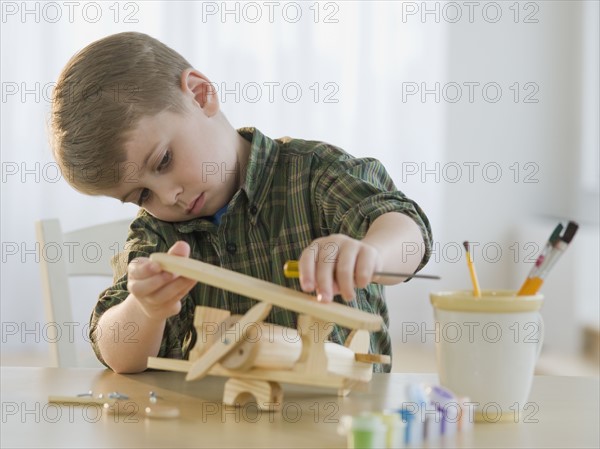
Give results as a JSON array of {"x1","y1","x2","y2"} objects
[{"x1": 108, "y1": 392, "x2": 129, "y2": 400}]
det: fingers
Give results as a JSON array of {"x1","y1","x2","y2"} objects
[
  {"x1": 336, "y1": 245, "x2": 359, "y2": 301},
  {"x1": 128, "y1": 271, "x2": 195, "y2": 320},
  {"x1": 146, "y1": 277, "x2": 197, "y2": 306},
  {"x1": 128, "y1": 257, "x2": 162, "y2": 280},
  {"x1": 299, "y1": 237, "x2": 380, "y2": 303},
  {"x1": 299, "y1": 241, "x2": 339, "y2": 302},
  {"x1": 315, "y1": 250, "x2": 336, "y2": 302},
  {"x1": 168, "y1": 240, "x2": 190, "y2": 257},
  {"x1": 165, "y1": 241, "x2": 191, "y2": 280},
  {"x1": 354, "y1": 244, "x2": 379, "y2": 289},
  {"x1": 128, "y1": 270, "x2": 175, "y2": 298},
  {"x1": 127, "y1": 242, "x2": 195, "y2": 320},
  {"x1": 298, "y1": 245, "x2": 317, "y2": 292}
]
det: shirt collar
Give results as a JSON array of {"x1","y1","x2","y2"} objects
[{"x1": 237, "y1": 127, "x2": 279, "y2": 213}]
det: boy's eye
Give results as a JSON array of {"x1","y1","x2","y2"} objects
[
  {"x1": 157, "y1": 149, "x2": 172, "y2": 171},
  {"x1": 137, "y1": 188, "x2": 150, "y2": 206}
]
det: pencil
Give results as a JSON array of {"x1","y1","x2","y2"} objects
[
  {"x1": 463, "y1": 241, "x2": 481, "y2": 298},
  {"x1": 282, "y1": 260, "x2": 441, "y2": 280}
]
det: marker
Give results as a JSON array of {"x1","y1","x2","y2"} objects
[
  {"x1": 282, "y1": 260, "x2": 440, "y2": 280},
  {"x1": 517, "y1": 223, "x2": 562, "y2": 295},
  {"x1": 518, "y1": 221, "x2": 578, "y2": 295}
]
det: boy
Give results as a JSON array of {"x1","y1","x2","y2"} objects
[{"x1": 50, "y1": 32, "x2": 432, "y2": 374}]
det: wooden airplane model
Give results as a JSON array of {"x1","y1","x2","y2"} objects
[{"x1": 147, "y1": 253, "x2": 391, "y2": 411}]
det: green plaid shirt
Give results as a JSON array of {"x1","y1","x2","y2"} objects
[{"x1": 91, "y1": 128, "x2": 432, "y2": 373}]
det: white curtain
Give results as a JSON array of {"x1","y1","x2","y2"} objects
[
  {"x1": 1, "y1": 1, "x2": 596, "y2": 363},
  {"x1": 0, "y1": 1, "x2": 446, "y2": 357}
]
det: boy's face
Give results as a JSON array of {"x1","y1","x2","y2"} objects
[{"x1": 105, "y1": 74, "x2": 246, "y2": 222}]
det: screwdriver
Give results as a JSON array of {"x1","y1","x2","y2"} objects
[{"x1": 283, "y1": 260, "x2": 440, "y2": 280}]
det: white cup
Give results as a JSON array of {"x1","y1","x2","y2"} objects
[{"x1": 430, "y1": 290, "x2": 544, "y2": 423}]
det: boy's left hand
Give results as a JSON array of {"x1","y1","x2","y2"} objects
[{"x1": 297, "y1": 234, "x2": 382, "y2": 303}]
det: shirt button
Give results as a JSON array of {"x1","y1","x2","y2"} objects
[
  {"x1": 249, "y1": 205, "x2": 258, "y2": 215},
  {"x1": 226, "y1": 242, "x2": 237, "y2": 254}
]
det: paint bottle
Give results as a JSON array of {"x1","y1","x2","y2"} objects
[
  {"x1": 397, "y1": 407, "x2": 424, "y2": 446},
  {"x1": 348, "y1": 413, "x2": 386, "y2": 449},
  {"x1": 375, "y1": 411, "x2": 406, "y2": 448},
  {"x1": 426, "y1": 384, "x2": 458, "y2": 436},
  {"x1": 424, "y1": 409, "x2": 443, "y2": 442},
  {"x1": 457, "y1": 396, "x2": 475, "y2": 432}
]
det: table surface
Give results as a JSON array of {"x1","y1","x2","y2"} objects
[{"x1": 1, "y1": 367, "x2": 598, "y2": 448}]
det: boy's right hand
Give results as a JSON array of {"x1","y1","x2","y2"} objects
[{"x1": 127, "y1": 241, "x2": 197, "y2": 321}]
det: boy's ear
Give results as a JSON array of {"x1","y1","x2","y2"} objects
[{"x1": 180, "y1": 69, "x2": 219, "y2": 116}]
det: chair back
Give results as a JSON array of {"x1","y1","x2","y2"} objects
[{"x1": 35, "y1": 218, "x2": 132, "y2": 367}]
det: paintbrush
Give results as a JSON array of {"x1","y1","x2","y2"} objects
[{"x1": 463, "y1": 241, "x2": 481, "y2": 298}]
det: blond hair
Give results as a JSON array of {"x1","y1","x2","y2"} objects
[{"x1": 50, "y1": 32, "x2": 192, "y2": 194}]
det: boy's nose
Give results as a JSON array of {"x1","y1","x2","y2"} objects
[
  {"x1": 155, "y1": 182, "x2": 181, "y2": 207},
  {"x1": 158, "y1": 190, "x2": 179, "y2": 206}
]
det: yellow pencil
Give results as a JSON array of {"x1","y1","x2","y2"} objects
[{"x1": 463, "y1": 241, "x2": 481, "y2": 298}]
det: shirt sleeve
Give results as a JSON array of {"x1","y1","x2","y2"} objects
[
  {"x1": 89, "y1": 210, "x2": 192, "y2": 367},
  {"x1": 311, "y1": 144, "x2": 433, "y2": 274}
]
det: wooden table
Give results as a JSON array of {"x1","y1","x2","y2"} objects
[{"x1": 1, "y1": 367, "x2": 598, "y2": 448}]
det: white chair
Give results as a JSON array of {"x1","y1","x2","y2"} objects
[{"x1": 35, "y1": 218, "x2": 132, "y2": 367}]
